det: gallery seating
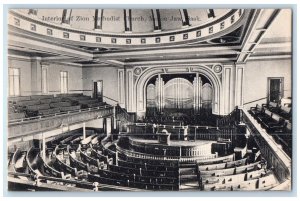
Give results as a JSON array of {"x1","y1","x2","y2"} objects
[
  {"x1": 8, "y1": 94, "x2": 107, "y2": 120},
  {"x1": 249, "y1": 102, "x2": 292, "y2": 157}
]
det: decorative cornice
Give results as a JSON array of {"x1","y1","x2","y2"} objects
[{"x1": 9, "y1": 9, "x2": 248, "y2": 48}]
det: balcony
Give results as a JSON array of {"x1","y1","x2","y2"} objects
[{"x1": 8, "y1": 105, "x2": 114, "y2": 139}]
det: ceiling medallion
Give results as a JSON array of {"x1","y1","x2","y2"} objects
[
  {"x1": 134, "y1": 67, "x2": 143, "y2": 75},
  {"x1": 213, "y1": 65, "x2": 223, "y2": 73}
]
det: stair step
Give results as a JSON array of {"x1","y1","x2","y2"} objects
[
  {"x1": 180, "y1": 175, "x2": 198, "y2": 181},
  {"x1": 179, "y1": 168, "x2": 197, "y2": 175},
  {"x1": 179, "y1": 163, "x2": 197, "y2": 168},
  {"x1": 180, "y1": 181, "x2": 200, "y2": 191}
]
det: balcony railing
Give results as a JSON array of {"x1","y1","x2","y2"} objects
[
  {"x1": 241, "y1": 108, "x2": 291, "y2": 182},
  {"x1": 8, "y1": 105, "x2": 114, "y2": 139}
]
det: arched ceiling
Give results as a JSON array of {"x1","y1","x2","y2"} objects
[
  {"x1": 7, "y1": 9, "x2": 290, "y2": 66},
  {"x1": 17, "y1": 9, "x2": 231, "y2": 33}
]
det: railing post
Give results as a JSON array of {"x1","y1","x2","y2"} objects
[
  {"x1": 83, "y1": 122, "x2": 86, "y2": 139},
  {"x1": 42, "y1": 133, "x2": 46, "y2": 160},
  {"x1": 113, "y1": 106, "x2": 117, "y2": 131}
]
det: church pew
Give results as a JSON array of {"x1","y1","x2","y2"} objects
[
  {"x1": 9, "y1": 149, "x2": 30, "y2": 181},
  {"x1": 59, "y1": 105, "x2": 81, "y2": 112},
  {"x1": 53, "y1": 145, "x2": 84, "y2": 178},
  {"x1": 196, "y1": 154, "x2": 235, "y2": 165},
  {"x1": 56, "y1": 93, "x2": 83, "y2": 97},
  {"x1": 8, "y1": 96, "x2": 31, "y2": 103},
  {"x1": 67, "y1": 96, "x2": 92, "y2": 101},
  {"x1": 11, "y1": 149, "x2": 28, "y2": 173},
  {"x1": 117, "y1": 159, "x2": 179, "y2": 172},
  {"x1": 118, "y1": 152, "x2": 179, "y2": 167},
  {"x1": 205, "y1": 173, "x2": 277, "y2": 191},
  {"x1": 70, "y1": 136, "x2": 84, "y2": 145},
  {"x1": 80, "y1": 135, "x2": 97, "y2": 149},
  {"x1": 249, "y1": 104, "x2": 264, "y2": 117},
  {"x1": 50, "y1": 102, "x2": 72, "y2": 108},
  {"x1": 98, "y1": 168, "x2": 178, "y2": 185},
  {"x1": 108, "y1": 164, "x2": 179, "y2": 178},
  {"x1": 68, "y1": 146, "x2": 90, "y2": 172},
  {"x1": 16, "y1": 100, "x2": 41, "y2": 107},
  {"x1": 79, "y1": 148, "x2": 102, "y2": 169},
  {"x1": 201, "y1": 168, "x2": 268, "y2": 187},
  {"x1": 41, "y1": 150, "x2": 71, "y2": 179},
  {"x1": 199, "y1": 161, "x2": 261, "y2": 178},
  {"x1": 86, "y1": 102, "x2": 106, "y2": 108},
  {"x1": 278, "y1": 105, "x2": 292, "y2": 120},
  {"x1": 262, "y1": 102, "x2": 281, "y2": 113},
  {"x1": 26, "y1": 104, "x2": 50, "y2": 111},
  {"x1": 39, "y1": 98, "x2": 53, "y2": 104},
  {"x1": 198, "y1": 158, "x2": 248, "y2": 171},
  {"x1": 50, "y1": 97, "x2": 64, "y2": 103},
  {"x1": 256, "y1": 109, "x2": 287, "y2": 132},
  {"x1": 26, "y1": 147, "x2": 51, "y2": 177},
  {"x1": 88, "y1": 173, "x2": 178, "y2": 191},
  {"x1": 90, "y1": 146, "x2": 111, "y2": 164},
  {"x1": 38, "y1": 108, "x2": 60, "y2": 116},
  {"x1": 8, "y1": 112, "x2": 26, "y2": 120},
  {"x1": 46, "y1": 132, "x2": 76, "y2": 148},
  {"x1": 60, "y1": 134, "x2": 82, "y2": 145}
]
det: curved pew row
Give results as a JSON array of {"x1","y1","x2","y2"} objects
[
  {"x1": 198, "y1": 157, "x2": 248, "y2": 171},
  {"x1": 90, "y1": 144, "x2": 114, "y2": 165},
  {"x1": 201, "y1": 168, "x2": 271, "y2": 189},
  {"x1": 117, "y1": 150, "x2": 180, "y2": 167},
  {"x1": 17, "y1": 147, "x2": 109, "y2": 190},
  {"x1": 74, "y1": 137, "x2": 180, "y2": 190},
  {"x1": 204, "y1": 173, "x2": 278, "y2": 191},
  {"x1": 117, "y1": 159, "x2": 179, "y2": 172},
  {"x1": 88, "y1": 172, "x2": 179, "y2": 191},
  {"x1": 68, "y1": 145, "x2": 91, "y2": 172},
  {"x1": 67, "y1": 146, "x2": 177, "y2": 190},
  {"x1": 26, "y1": 147, "x2": 69, "y2": 187},
  {"x1": 53, "y1": 145, "x2": 86, "y2": 178},
  {"x1": 199, "y1": 161, "x2": 264, "y2": 178},
  {"x1": 9, "y1": 149, "x2": 30, "y2": 180},
  {"x1": 27, "y1": 147, "x2": 71, "y2": 180},
  {"x1": 41, "y1": 149, "x2": 72, "y2": 179},
  {"x1": 196, "y1": 153, "x2": 235, "y2": 165}
]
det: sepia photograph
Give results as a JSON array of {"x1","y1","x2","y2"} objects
[{"x1": 5, "y1": 6, "x2": 293, "y2": 193}]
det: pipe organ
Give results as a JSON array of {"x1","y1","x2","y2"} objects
[{"x1": 147, "y1": 74, "x2": 213, "y2": 112}]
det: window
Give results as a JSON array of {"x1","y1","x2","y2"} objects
[
  {"x1": 9, "y1": 68, "x2": 20, "y2": 96},
  {"x1": 60, "y1": 71, "x2": 68, "y2": 93},
  {"x1": 42, "y1": 66, "x2": 48, "y2": 94}
]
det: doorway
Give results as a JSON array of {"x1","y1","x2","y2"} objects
[
  {"x1": 268, "y1": 77, "x2": 284, "y2": 103},
  {"x1": 93, "y1": 80, "x2": 103, "y2": 102}
]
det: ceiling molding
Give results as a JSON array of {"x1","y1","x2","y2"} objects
[{"x1": 237, "y1": 9, "x2": 282, "y2": 63}]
